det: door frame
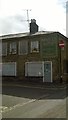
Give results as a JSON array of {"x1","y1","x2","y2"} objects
[{"x1": 43, "y1": 61, "x2": 52, "y2": 83}]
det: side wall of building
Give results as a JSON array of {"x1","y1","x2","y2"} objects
[{"x1": 58, "y1": 33, "x2": 68, "y2": 82}]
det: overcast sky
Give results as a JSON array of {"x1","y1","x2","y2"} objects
[{"x1": 0, "y1": 0, "x2": 67, "y2": 36}]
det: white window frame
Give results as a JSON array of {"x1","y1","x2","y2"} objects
[
  {"x1": 2, "y1": 42, "x2": 7, "y2": 56},
  {"x1": 31, "y1": 41, "x2": 39, "y2": 53},
  {"x1": 0, "y1": 42, "x2": 2, "y2": 56},
  {"x1": 0, "y1": 63, "x2": 2, "y2": 76},
  {"x1": 2, "y1": 62, "x2": 17, "y2": 76},
  {"x1": 9, "y1": 42, "x2": 17, "y2": 54},
  {"x1": 19, "y1": 41, "x2": 28, "y2": 55}
]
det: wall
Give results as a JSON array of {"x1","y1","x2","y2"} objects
[{"x1": 2, "y1": 32, "x2": 68, "y2": 82}]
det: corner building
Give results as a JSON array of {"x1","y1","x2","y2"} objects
[{"x1": 1, "y1": 31, "x2": 68, "y2": 83}]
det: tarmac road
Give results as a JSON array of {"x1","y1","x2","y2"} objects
[{"x1": 1, "y1": 81, "x2": 67, "y2": 118}]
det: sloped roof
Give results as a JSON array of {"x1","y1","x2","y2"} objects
[{"x1": 0, "y1": 31, "x2": 67, "y2": 40}]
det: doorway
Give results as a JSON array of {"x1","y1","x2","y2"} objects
[{"x1": 43, "y1": 61, "x2": 52, "y2": 82}]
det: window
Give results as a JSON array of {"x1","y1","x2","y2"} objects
[
  {"x1": 19, "y1": 41, "x2": 28, "y2": 55},
  {"x1": 2, "y1": 42, "x2": 7, "y2": 56},
  {"x1": 2, "y1": 62, "x2": 16, "y2": 76},
  {"x1": 31, "y1": 41, "x2": 39, "y2": 53},
  {"x1": 0, "y1": 42, "x2": 2, "y2": 56},
  {"x1": 9, "y1": 42, "x2": 17, "y2": 54},
  {"x1": 0, "y1": 63, "x2": 2, "y2": 76},
  {"x1": 63, "y1": 60, "x2": 68, "y2": 73}
]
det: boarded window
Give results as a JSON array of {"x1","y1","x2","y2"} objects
[
  {"x1": 63, "y1": 60, "x2": 68, "y2": 73},
  {"x1": 2, "y1": 42, "x2": 7, "y2": 56},
  {"x1": 9, "y1": 42, "x2": 17, "y2": 54},
  {"x1": 2, "y1": 62, "x2": 16, "y2": 76},
  {"x1": 31, "y1": 41, "x2": 39, "y2": 53},
  {"x1": 0, "y1": 42, "x2": 2, "y2": 56},
  {"x1": 19, "y1": 41, "x2": 28, "y2": 55},
  {"x1": 0, "y1": 63, "x2": 2, "y2": 76}
]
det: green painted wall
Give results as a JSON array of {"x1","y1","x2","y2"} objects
[{"x1": 40, "y1": 33, "x2": 58, "y2": 57}]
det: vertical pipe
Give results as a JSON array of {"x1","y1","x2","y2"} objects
[{"x1": 59, "y1": 47, "x2": 62, "y2": 83}]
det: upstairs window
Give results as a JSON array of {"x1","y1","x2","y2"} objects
[
  {"x1": 31, "y1": 41, "x2": 39, "y2": 53},
  {"x1": 19, "y1": 41, "x2": 28, "y2": 55},
  {"x1": 9, "y1": 42, "x2": 17, "y2": 54},
  {"x1": 2, "y1": 42, "x2": 7, "y2": 56}
]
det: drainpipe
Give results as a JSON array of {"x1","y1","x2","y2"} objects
[{"x1": 59, "y1": 45, "x2": 63, "y2": 83}]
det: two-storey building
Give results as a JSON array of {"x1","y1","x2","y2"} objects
[{"x1": 0, "y1": 30, "x2": 68, "y2": 83}]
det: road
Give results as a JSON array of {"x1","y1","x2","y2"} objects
[{"x1": 0, "y1": 81, "x2": 67, "y2": 119}]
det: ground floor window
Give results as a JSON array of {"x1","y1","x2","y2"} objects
[{"x1": 2, "y1": 62, "x2": 16, "y2": 76}]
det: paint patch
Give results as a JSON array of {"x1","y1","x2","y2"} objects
[{"x1": 0, "y1": 106, "x2": 8, "y2": 113}]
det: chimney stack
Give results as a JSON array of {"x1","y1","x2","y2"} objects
[{"x1": 30, "y1": 19, "x2": 38, "y2": 34}]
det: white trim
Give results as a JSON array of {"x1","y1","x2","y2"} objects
[
  {"x1": 0, "y1": 42, "x2": 2, "y2": 56},
  {"x1": 42, "y1": 61, "x2": 44, "y2": 82},
  {"x1": 43, "y1": 61, "x2": 45, "y2": 83},
  {"x1": 59, "y1": 43, "x2": 64, "y2": 46},
  {"x1": 14, "y1": 62, "x2": 17, "y2": 76},
  {"x1": 2, "y1": 62, "x2": 17, "y2": 76},
  {"x1": 0, "y1": 63, "x2": 2, "y2": 76},
  {"x1": 50, "y1": 61, "x2": 52, "y2": 82},
  {"x1": 43, "y1": 61, "x2": 52, "y2": 83}
]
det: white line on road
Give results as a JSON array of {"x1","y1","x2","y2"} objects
[
  {"x1": 1, "y1": 94, "x2": 49, "y2": 113},
  {"x1": 1, "y1": 99, "x2": 36, "y2": 113}
]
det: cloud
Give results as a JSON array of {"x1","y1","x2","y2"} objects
[
  {"x1": 0, "y1": 14, "x2": 29, "y2": 35},
  {"x1": 0, "y1": 0, "x2": 66, "y2": 36},
  {"x1": 57, "y1": 0, "x2": 67, "y2": 9}
]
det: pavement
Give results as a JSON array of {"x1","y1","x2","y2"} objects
[
  {"x1": 2, "y1": 84, "x2": 67, "y2": 118},
  {"x1": 1, "y1": 79, "x2": 67, "y2": 119}
]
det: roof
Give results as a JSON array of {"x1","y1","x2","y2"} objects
[
  {"x1": 0, "y1": 31, "x2": 56, "y2": 40},
  {"x1": 0, "y1": 32, "x2": 29, "y2": 40},
  {"x1": 0, "y1": 31, "x2": 67, "y2": 40}
]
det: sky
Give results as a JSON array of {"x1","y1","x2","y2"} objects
[
  {"x1": 66, "y1": 1, "x2": 68, "y2": 37},
  {"x1": 0, "y1": 0, "x2": 67, "y2": 36}
]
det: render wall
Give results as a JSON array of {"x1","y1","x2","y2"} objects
[{"x1": 2, "y1": 32, "x2": 68, "y2": 82}]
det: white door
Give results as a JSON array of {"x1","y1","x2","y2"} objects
[{"x1": 43, "y1": 61, "x2": 52, "y2": 82}]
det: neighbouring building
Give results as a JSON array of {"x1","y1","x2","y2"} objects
[{"x1": 0, "y1": 20, "x2": 68, "y2": 83}]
